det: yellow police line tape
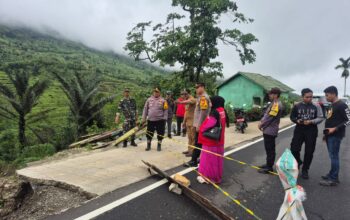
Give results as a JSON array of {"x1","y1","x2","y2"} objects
[
  {"x1": 142, "y1": 128, "x2": 297, "y2": 219},
  {"x1": 194, "y1": 169, "x2": 262, "y2": 220},
  {"x1": 141, "y1": 128, "x2": 262, "y2": 220},
  {"x1": 143, "y1": 128, "x2": 278, "y2": 176}
]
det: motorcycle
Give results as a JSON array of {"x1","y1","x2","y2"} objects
[{"x1": 233, "y1": 105, "x2": 248, "y2": 134}]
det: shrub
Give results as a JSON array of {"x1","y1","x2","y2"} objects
[
  {"x1": 0, "y1": 160, "x2": 17, "y2": 176},
  {"x1": 246, "y1": 107, "x2": 263, "y2": 122},
  {"x1": 280, "y1": 97, "x2": 293, "y2": 117},
  {"x1": 224, "y1": 103, "x2": 235, "y2": 123},
  {"x1": 20, "y1": 143, "x2": 56, "y2": 159},
  {"x1": 86, "y1": 122, "x2": 105, "y2": 134},
  {"x1": 10, "y1": 143, "x2": 55, "y2": 168},
  {"x1": 0, "y1": 130, "x2": 19, "y2": 162},
  {"x1": 52, "y1": 123, "x2": 77, "y2": 151}
]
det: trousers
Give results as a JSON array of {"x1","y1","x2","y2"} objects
[
  {"x1": 176, "y1": 116, "x2": 186, "y2": 135},
  {"x1": 146, "y1": 120, "x2": 166, "y2": 142},
  {"x1": 186, "y1": 125, "x2": 196, "y2": 154},
  {"x1": 290, "y1": 126, "x2": 318, "y2": 171},
  {"x1": 191, "y1": 132, "x2": 202, "y2": 162},
  {"x1": 263, "y1": 134, "x2": 277, "y2": 168},
  {"x1": 122, "y1": 119, "x2": 136, "y2": 142}
]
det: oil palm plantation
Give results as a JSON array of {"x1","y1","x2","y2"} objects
[
  {"x1": 53, "y1": 70, "x2": 115, "y2": 136},
  {"x1": 0, "y1": 63, "x2": 50, "y2": 148},
  {"x1": 335, "y1": 57, "x2": 350, "y2": 97}
]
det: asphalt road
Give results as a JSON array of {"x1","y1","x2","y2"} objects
[{"x1": 49, "y1": 125, "x2": 350, "y2": 220}]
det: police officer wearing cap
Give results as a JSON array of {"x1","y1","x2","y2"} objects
[
  {"x1": 258, "y1": 87, "x2": 283, "y2": 174},
  {"x1": 184, "y1": 83, "x2": 211, "y2": 167},
  {"x1": 142, "y1": 87, "x2": 168, "y2": 151},
  {"x1": 115, "y1": 88, "x2": 138, "y2": 147}
]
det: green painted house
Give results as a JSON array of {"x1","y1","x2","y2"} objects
[{"x1": 217, "y1": 72, "x2": 294, "y2": 109}]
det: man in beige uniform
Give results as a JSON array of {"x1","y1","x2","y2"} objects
[
  {"x1": 178, "y1": 89, "x2": 196, "y2": 157},
  {"x1": 184, "y1": 83, "x2": 211, "y2": 167}
]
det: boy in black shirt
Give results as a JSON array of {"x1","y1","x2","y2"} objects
[
  {"x1": 290, "y1": 88, "x2": 324, "y2": 179},
  {"x1": 320, "y1": 86, "x2": 350, "y2": 186}
]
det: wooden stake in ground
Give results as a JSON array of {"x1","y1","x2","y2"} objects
[{"x1": 142, "y1": 160, "x2": 234, "y2": 220}]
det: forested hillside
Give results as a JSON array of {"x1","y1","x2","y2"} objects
[{"x1": 0, "y1": 25, "x2": 168, "y2": 164}]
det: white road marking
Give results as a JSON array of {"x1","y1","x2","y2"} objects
[
  {"x1": 75, "y1": 124, "x2": 295, "y2": 220},
  {"x1": 74, "y1": 179, "x2": 168, "y2": 220}
]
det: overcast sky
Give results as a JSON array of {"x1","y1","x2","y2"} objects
[{"x1": 0, "y1": 0, "x2": 349, "y2": 94}]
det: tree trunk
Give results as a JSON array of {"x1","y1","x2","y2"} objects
[
  {"x1": 345, "y1": 77, "x2": 347, "y2": 97},
  {"x1": 18, "y1": 114, "x2": 26, "y2": 148}
]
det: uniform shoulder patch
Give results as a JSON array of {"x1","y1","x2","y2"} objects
[
  {"x1": 163, "y1": 100, "x2": 169, "y2": 110},
  {"x1": 269, "y1": 102, "x2": 279, "y2": 116},
  {"x1": 200, "y1": 96, "x2": 209, "y2": 110}
]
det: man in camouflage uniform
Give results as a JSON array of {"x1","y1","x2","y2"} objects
[{"x1": 115, "y1": 88, "x2": 138, "y2": 147}]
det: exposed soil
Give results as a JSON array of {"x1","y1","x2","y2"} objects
[{"x1": 0, "y1": 175, "x2": 95, "y2": 220}]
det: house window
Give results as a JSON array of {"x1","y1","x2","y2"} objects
[{"x1": 253, "y1": 97, "x2": 261, "y2": 106}]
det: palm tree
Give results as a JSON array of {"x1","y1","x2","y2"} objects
[
  {"x1": 52, "y1": 71, "x2": 115, "y2": 136},
  {"x1": 0, "y1": 63, "x2": 50, "y2": 148},
  {"x1": 335, "y1": 57, "x2": 350, "y2": 97}
]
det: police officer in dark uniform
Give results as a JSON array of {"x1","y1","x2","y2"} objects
[{"x1": 115, "y1": 88, "x2": 138, "y2": 147}]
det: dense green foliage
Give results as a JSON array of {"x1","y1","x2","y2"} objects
[
  {"x1": 0, "y1": 62, "x2": 50, "y2": 147},
  {"x1": 52, "y1": 69, "x2": 115, "y2": 135},
  {"x1": 0, "y1": 25, "x2": 170, "y2": 167},
  {"x1": 125, "y1": 0, "x2": 257, "y2": 83}
]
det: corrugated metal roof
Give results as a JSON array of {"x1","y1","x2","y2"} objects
[{"x1": 217, "y1": 72, "x2": 294, "y2": 92}]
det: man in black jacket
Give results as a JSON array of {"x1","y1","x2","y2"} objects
[
  {"x1": 320, "y1": 86, "x2": 350, "y2": 186},
  {"x1": 290, "y1": 88, "x2": 324, "y2": 179}
]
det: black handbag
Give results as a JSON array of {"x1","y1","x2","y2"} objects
[{"x1": 203, "y1": 113, "x2": 222, "y2": 141}]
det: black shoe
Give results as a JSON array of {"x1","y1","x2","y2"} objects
[
  {"x1": 157, "y1": 143, "x2": 161, "y2": 151},
  {"x1": 321, "y1": 175, "x2": 340, "y2": 183},
  {"x1": 183, "y1": 161, "x2": 198, "y2": 167},
  {"x1": 258, "y1": 167, "x2": 273, "y2": 174},
  {"x1": 123, "y1": 141, "x2": 127, "y2": 148},
  {"x1": 301, "y1": 170, "x2": 309, "y2": 179},
  {"x1": 182, "y1": 133, "x2": 186, "y2": 137},
  {"x1": 146, "y1": 143, "x2": 151, "y2": 151},
  {"x1": 321, "y1": 175, "x2": 329, "y2": 180},
  {"x1": 168, "y1": 134, "x2": 172, "y2": 139},
  {"x1": 130, "y1": 141, "x2": 138, "y2": 147},
  {"x1": 258, "y1": 164, "x2": 268, "y2": 169},
  {"x1": 319, "y1": 179, "x2": 338, "y2": 186},
  {"x1": 174, "y1": 133, "x2": 180, "y2": 136}
]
